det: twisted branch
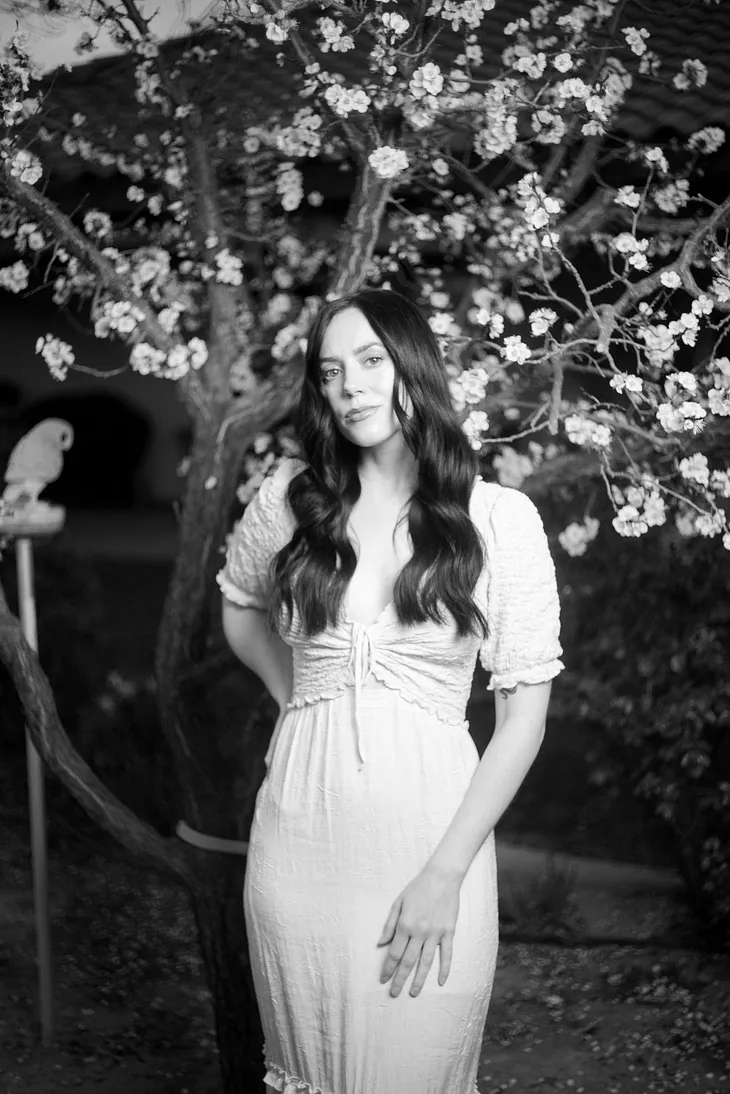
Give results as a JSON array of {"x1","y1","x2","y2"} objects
[{"x1": 0, "y1": 576, "x2": 193, "y2": 882}]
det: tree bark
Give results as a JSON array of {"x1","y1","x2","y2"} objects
[{"x1": 191, "y1": 870, "x2": 266, "y2": 1093}]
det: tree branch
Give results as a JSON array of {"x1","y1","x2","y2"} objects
[
  {"x1": 595, "y1": 191, "x2": 730, "y2": 351},
  {"x1": 329, "y1": 161, "x2": 392, "y2": 296},
  {"x1": 0, "y1": 167, "x2": 206, "y2": 418},
  {"x1": 182, "y1": 111, "x2": 255, "y2": 396},
  {"x1": 0, "y1": 576, "x2": 193, "y2": 883}
]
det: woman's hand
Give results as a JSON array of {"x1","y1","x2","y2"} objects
[{"x1": 377, "y1": 864, "x2": 462, "y2": 998}]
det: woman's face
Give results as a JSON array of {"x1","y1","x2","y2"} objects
[{"x1": 317, "y1": 307, "x2": 407, "y2": 450}]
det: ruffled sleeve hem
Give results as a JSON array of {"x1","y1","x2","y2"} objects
[
  {"x1": 487, "y1": 657, "x2": 565, "y2": 693},
  {"x1": 215, "y1": 571, "x2": 267, "y2": 610}
]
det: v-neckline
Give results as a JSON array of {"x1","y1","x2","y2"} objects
[{"x1": 344, "y1": 598, "x2": 394, "y2": 630}]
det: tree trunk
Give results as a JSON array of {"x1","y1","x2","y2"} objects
[
  {"x1": 151, "y1": 379, "x2": 290, "y2": 1092},
  {"x1": 190, "y1": 867, "x2": 267, "y2": 1093}
]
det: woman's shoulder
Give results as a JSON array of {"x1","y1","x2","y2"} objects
[
  {"x1": 470, "y1": 477, "x2": 545, "y2": 538},
  {"x1": 267, "y1": 455, "x2": 308, "y2": 493},
  {"x1": 246, "y1": 456, "x2": 307, "y2": 526}
]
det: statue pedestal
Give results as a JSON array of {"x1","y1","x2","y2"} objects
[
  {"x1": 0, "y1": 503, "x2": 66, "y2": 539},
  {"x1": 0, "y1": 504, "x2": 65, "y2": 1046}
]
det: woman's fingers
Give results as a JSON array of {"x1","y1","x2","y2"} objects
[
  {"x1": 377, "y1": 898, "x2": 401, "y2": 948},
  {"x1": 438, "y1": 932, "x2": 454, "y2": 986},
  {"x1": 408, "y1": 938, "x2": 439, "y2": 997},
  {"x1": 385, "y1": 934, "x2": 423, "y2": 998}
]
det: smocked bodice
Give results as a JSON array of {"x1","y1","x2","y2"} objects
[
  {"x1": 217, "y1": 457, "x2": 564, "y2": 766},
  {"x1": 282, "y1": 603, "x2": 480, "y2": 765}
]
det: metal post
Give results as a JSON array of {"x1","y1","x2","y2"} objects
[{"x1": 16, "y1": 536, "x2": 54, "y2": 1044}]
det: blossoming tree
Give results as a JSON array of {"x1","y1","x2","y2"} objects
[{"x1": 1, "y1": 0, "x2": 729, "y2": 1087}]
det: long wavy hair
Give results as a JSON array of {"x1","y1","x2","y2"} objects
[{"x1": 269, "y1": 288, "x2": 487, "y2": 638}]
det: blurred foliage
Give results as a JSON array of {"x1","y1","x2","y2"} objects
[
  {"x1": 501, "y1": 855, "x2": 584, "y2": 940},
  {"x1": 555, "y1": 503, "x2": 730, "y2": 943}
]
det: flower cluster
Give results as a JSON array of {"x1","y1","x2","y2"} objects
[{"x1": 129, "y1": 337, "x2": 208, "y2": 380}]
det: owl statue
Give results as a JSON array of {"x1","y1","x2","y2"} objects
[{"x1": 2, "y1": 419, "x2": 75, "y2": 509}]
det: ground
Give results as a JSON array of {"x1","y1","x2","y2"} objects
[
  {"x1": 1, "y1": 800, "x2": 729, "y2": 1094},
  {"x1": 1, "y1": 556, "x2": 728, "y2": 1092}
]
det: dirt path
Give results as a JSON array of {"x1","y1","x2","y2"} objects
[{"x1": 1, "y1": 828, "x2": 728, "y2": 1093}]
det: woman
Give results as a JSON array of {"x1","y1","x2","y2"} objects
[{"x1": 217, "y1": 288, "x2": 563, "y2": 1094}]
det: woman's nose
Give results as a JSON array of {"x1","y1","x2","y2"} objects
[{"x1": 342, "y1": 367, "x2": 365, "y2": 396}]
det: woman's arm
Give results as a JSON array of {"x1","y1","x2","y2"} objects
[
  {"x1": 426, "y1": 681, "x2": 551, "y2": 880},
  {"x1": 221, "y1": 597, "x2": 293, "y2": 712},
  {"x1": 377, "y1": 681, "x2": 551, "y2": 998}
]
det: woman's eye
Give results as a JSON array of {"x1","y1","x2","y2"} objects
[
  {"x1": 320, "y1": 368, "x2": 340, "y2": 383},
  {"x1": 365, "y1": 356, "x2": 383, "y2": 366}
]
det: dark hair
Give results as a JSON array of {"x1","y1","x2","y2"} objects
[{"x1": 269, "y1": 288, "x2": 487, "y2": 638}]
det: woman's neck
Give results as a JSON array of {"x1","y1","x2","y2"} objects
[{"x1": 357, "y1": 438, "x2": 418, "y2": 500}]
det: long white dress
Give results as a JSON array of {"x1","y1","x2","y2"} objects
[{"x1": 217, "y1": 457, "x2": 563, "y2": 1094}]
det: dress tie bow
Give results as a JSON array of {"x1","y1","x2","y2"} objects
[{"x1": 348, "y1": 622, "x2": 375, "y2": 768}]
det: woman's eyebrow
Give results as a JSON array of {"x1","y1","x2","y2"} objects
[{"x1": 319, "y1": 341, "x2": 384, "y2": 365}]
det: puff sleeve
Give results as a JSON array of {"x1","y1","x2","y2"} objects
[
  {"x1": 216, "y1": 457, "x2": 305, "y2": 610},
  {"x1": 475, "y1": 482, "x2": 564, "y2": 692}
]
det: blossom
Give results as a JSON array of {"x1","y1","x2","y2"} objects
[
  {"x1": 410, "y1": 63, "x2": 444, "y2": 99},
  {"x1": 317, "y1": 17, "x2": 354, "y2": 52},
  {"x1": 502, "y1": 335, "x2": 531, "y2": 365},
  {"x1": 644, "y1": 146, "x2": 669, "y2": 173},
  {"x1": 687, "y1": 127, "x2": 725, "y2": 155},
  {"x1": 614, "y1": 186, "x2": 641, "y2": 209},
  {"x1": 8, "y1": 149, "x2": 43, "y2": 185},
  {"x1": 368, "y1": 146, "x2": 410, "y2": 179},
  {"x1": 609, "y1": 373, "x2": 643, "y2": 395},
  {"x1": 430, "y1": 0, "x2": 496, "y2": 32},
  {"x1": 265, "y1": 21, "x2": 289, "y2": 44},
  {"x1": 679, "y1": 453, "x2": 710, "y2": 487},
  {"x1": 656, "y1": 401, "x2": 706, "y2": 434},
  {"x1": 83, "y1": 210, "x2": 112, "y2": 239},
  {"x1": 708, "y1": 388, "x2": 730, "y2": 416},
  {"x1": 695, "y1": 511, "x2": 726, "y2": 537},
  {"x1": 129, "y1": 342, "x2": 167, "y2": 375},
  {"x1": 493, "y1": 446, "x2": 533, "y2": 488},
  {"x1": 459, "y1": 366, "x2": 488, "y2": 404},
  {"x1": 428, "y1": 312, "x2": 453, "y2": 335},
  {"x1": 443, "y1": 211, "x2": 469, "y2": 240},
  {"x1": 664, "y1": 371, "x2": 698, "y2": 398},
  {"x1": 673, "y1": 59, "x2": 708, "y2": 91},
  {"x1": 531, "y1": 109, "x2": 567, "y2": 145},
  {"x1": 642, "y1": 493, "x2": 667, "y2": 528},
  {"x1": 488, "y1": 314, "x2": 504, "y2": 339},
  {"x1": 613, "y1": 505, "x2": 648, "y2": 538},
  {"x1": 0, "y1": 260, "x2": 29, "y2": 293},
  {"x1": 512, "y1": 50, "x2": 547, "y2": 80},
  {"x1": 623, "y1": 27, "x2": 650, "y2": 56},
  {"x1": 565, "y1": 415, "x2": 612, "y2": 448},
  {"x1": 432, "y1": 158, "x2": 450, "y2": 177},
  {"x1": 324, "y1": 84, "x2": 371, "y2": 117},
  {"x1": 659, "y1": 270, "x2": 681, "y2": 290},
  {"x1": 381, "y1": 12, "x2": 410, "y2": 36},
  {"x1": 276, "y1": 165, "x2": 304, "y2": 211},
  {"x1": 653, "y1": 179, "x2": 690, "y2": 214},
  {"x1": 35, "y1": 334, "x2": 74, "y2": 380},
  {"x1": 553, "y1": 52, "x2": 572, "y2": 73},
  {"x1": 214, "y1": 249, "x2": 243, "y2": 286},
  {"x1": 558, "y1": 516, "x2": 600, "y2": 557},
  {"x1": 641, "y1": 325, "x2": 677, "y2": 367},
  {"x1": 462, "y1": 409, "x2": 489, "y2": 450},
  {"x1": 529, "y1": 308, "x2": 557, "y2": 336},
  {"x1": 710, "y1": 470, "x2": 730, "y2": 498}
]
